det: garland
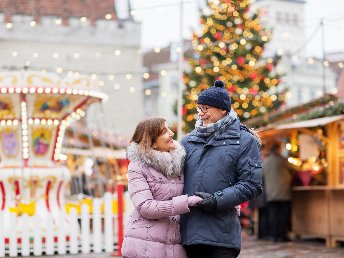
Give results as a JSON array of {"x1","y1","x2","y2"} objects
[{"x1": 244, "y1": 94, "x2": 338, "y2": 128}]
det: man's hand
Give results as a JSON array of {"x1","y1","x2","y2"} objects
[
  {"x1": 195, "y1": 192, "x2": 217, "y2": 213},
  {"x1": 187, "y1": 195, "x2": 203, "y2": 207}
]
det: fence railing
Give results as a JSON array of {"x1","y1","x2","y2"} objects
[{"x1": 0, "y1": 185, "x2": 124, "y2": 257}]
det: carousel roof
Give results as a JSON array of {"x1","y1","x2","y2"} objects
[{"x1": 0, "y1": 70, "x2": 108, "y2": 165}]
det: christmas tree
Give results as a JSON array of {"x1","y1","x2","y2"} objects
[{"x1": 182, "y1": 0, "x2": 285, "y2": 133}]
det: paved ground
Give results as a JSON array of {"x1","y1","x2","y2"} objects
[
  {"x1": 240, "y1": 234, "x2": 344, "y2": 258},
  {"x1": 40, "y1": 234, "x2": 344, "y2": 258}
]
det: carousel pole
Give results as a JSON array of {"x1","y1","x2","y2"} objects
[
  {"x1": 85, "y1": 111, "x2": 102, "y2": 197},
  {"x1": 116, "y1": 182, "x2": 124, "y2": 256}
]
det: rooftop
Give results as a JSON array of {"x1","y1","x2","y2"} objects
[{"x1": 0, "y1": 0, "x2": 117, "y2": 25}]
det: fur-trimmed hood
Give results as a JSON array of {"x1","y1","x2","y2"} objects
[{"x1": 126, "y1": 141, "x2": 186, "y2": 178}]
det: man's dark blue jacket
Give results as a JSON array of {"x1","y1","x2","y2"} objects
[{"x1": 181, "y1": 113, "x2": 263, "y2": 250}]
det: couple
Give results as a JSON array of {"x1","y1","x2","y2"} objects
[{"x1": 122, "y1": 80, "x2": 263, "y2": 258}]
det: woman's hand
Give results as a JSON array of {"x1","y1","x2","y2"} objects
[{"x1": 187, "y1": 195, "x2": 203, "y2": 207}]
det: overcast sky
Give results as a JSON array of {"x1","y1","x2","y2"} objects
[{"x1": 117, "y1": 0, "x2": 344, "y2": 57}]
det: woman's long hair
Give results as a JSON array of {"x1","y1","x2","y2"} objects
[{"x1": 131, "y1": 118, "x2": 166, "y2": 154}]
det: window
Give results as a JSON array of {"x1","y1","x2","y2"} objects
[
  {"x1": 285, "y1": 13, "x2": 290, "y2": 24},
  {"x1": 276, "y1": 11, "x2": 282, "y2": 23},
  {"x1": 145, "y1": 95, "x2": 153, "y2": 115},
  {"x1": 293, "y1": 13, "x2": 299, "y2": 26}
]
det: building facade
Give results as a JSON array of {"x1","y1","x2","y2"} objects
[
  {"x1": 143, "y1": 43, "x2": 182, "y2": 126},
  {"x1": 0, "y1": 0, "x2": 143, "y2": 138},
  {"x1": 254, "y1": 0, "x2": 337, "y2": 107}
]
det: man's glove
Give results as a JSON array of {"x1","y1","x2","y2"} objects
[
  {"x1": 187, "y1": 195, "x2": 203, "y2": 207},
  {"x1": 195, "y1": 192, "x2": 217, "y2": 213}
]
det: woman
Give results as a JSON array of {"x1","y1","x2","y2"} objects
[{"x1": 121, "y1": 118, "x2": 202, "y2": 258}]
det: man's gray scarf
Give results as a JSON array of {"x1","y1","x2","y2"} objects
[
  {"x1": 126, "y1": 141, "x2": 185, "y2": 178},
  {"x1": 195, "y1": 109, "x2": 238, "y2": 138}
]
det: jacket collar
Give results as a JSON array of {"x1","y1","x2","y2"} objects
[
  {"x1": 126, "y1": 141, "x2": 185, "y2": 178},
  {"x1": 188, "y1": 118, "x2": 241, "y2": 144}
]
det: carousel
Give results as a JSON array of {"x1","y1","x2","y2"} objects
[{"x1": 0, "y1": 70, "x2": 107, "y2": 237}]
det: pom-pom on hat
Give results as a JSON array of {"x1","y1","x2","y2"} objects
[{"x1": 197, "y1": 80, "x2": 231, "y2": 111}]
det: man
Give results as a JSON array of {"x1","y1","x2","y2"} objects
[
  {"x1": 181, "y1": 80, "x2": 263, "y2": 258},
  {"x1": 264, "y1": 143, "x2": 297, "y2": 242}
]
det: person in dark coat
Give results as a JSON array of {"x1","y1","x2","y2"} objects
[
  {"x1": 181, "y1": 80, "x2": 263, "y2": 258},
  {"x1": 263, "y1": 143, "x2": 298, "y2": 242},
  {"x1": 248, "y1": 179, "x2": 269, "y2": 240}
]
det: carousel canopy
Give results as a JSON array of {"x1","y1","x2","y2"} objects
[{"x1": 0, "y1": 71, "x2": 108, "y2": 166}]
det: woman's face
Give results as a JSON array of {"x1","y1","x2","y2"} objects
[{"x1": 154, "y1": 122, "x2": 175, "y2": 152}]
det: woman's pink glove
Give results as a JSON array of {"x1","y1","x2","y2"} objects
[
  {"x1": 187, "y1": 195, "x2": 203, "y2": 207},
  {"x1": 235, "y1": 205, "x2": 241, "y2": 216}
]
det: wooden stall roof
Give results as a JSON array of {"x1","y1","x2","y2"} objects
[{"x1": 259, "y1": 114, "x2": 344, "y2": 138}]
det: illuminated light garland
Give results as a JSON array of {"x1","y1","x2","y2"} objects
[
  {"x1": 20, "y1": 101, "x2": 29, "y2": 160},
  {"x1": 0, "y1": 86, "x2": 107, "y2": 101},
  {"x1": 53, "y1": 109, "x2": 86, "y2": 161}
]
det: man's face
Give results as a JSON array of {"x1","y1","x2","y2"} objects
[{"x1": 197, "y1": 104, "x2": 227, "y2": 126}]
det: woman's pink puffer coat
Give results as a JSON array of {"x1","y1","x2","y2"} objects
[{"x1": 121, "y1": 141, "x2": 189, "y2": 258}]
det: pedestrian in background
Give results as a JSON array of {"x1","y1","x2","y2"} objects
[
  {"x1": 248, "y1": 179, "x2": 269, "y2": 240},
  {"x1": 121, "y1": 118, "x2": 202, "y2": 258},
  {"x1": 181, "y1": 80, "x2": 263, "y2": 258},
  {"x1": 263, "y1": 142, "x2": 298, "y2": 242}
]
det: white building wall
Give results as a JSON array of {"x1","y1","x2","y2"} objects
[
  {"x1": 253, "y1": 0, "x2": 337, "y2": 108},
  {"x1": 280, "y1": 60, "x2": 337, "y2": 106},
  {"x1": 143, "y1": 55, "x2": 179, "y2": 126},
  {"x1": 0, "y1": 15, "x2": 143, "y2": 138},
  {"x1": 254, "y1": 0, "x2": 306, "y2": 56},
  {"x1": 157, "y1": 64, "x2": 179, "y2": 125}
]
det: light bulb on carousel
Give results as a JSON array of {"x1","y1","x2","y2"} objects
[{"x1": 0, "y1": 70, "x2": 107, "y2": 239}]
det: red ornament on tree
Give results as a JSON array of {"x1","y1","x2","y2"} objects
[
  {"x1": 228, "y1": 85, "x2": 236, "y2": 93},
  {"x1": 214, "y1": 32, "x2": 222, "y2": 40},
  {"x1": 266, "y1": 63, "x2": 273, "y2": 72},
  {"x1": 249, "y1": 72, "x2": 257, "y2": 80},
  {"x1": 199, "y1": 58, "x2": 207, "y2": 66},
  {"x1": 182, "y1": 107, "x2": 187, "y2": 116},
  {"x1": 237, "y1": 56, "x2": 245, "y2": 66},
  {"x1": 249, "y1": 88, "x2": 258, "y2": 94}
]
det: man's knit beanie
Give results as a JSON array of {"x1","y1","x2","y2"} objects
[{"x1": 197, "y1": 80, "x2": 231, "y2": 111}]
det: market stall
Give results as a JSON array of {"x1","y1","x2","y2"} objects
[
  {"x1": 61, "y1": 124, "x2": 129, "y2": 196},
  {"x1": 258, "y1": 114, "x2": 344, "y2": 247}
]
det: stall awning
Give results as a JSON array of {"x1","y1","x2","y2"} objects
[
  {"x1": 259, "y1": 114, "x2": 344, "y2": 138},
  {"x1": 274, "y1": 114, "x2": 344, "y2": 130}
]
